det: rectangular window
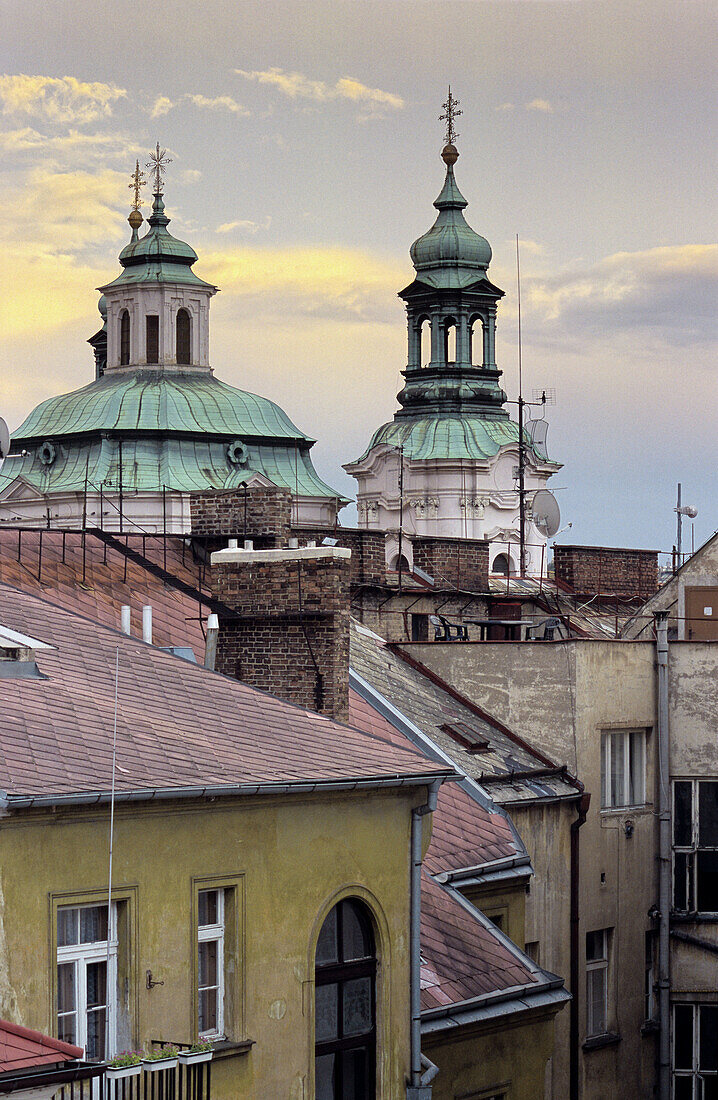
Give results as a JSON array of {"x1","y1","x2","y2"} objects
[
  {"x1": 673, "y1": 781, "x2": 718, "y2": 913},
  {"x1": 586, "y1": 928, "x2": 610, "y2": 1037},
  {"x1": 56, "y1": 903, "x2": 117, "y2": 1059},
  {"x1": 673, "y1": 1002, "x2": 718, "y2": 1095},
  {"x1": 644, "y1": 931, "x2": 655, "y2": 1022},
  {"x1": 146, "y1": 315, "x2": 159, "y2": 364},
  {"x1": 601, "y1": 729, "x2": 646, "y2": 809},
  {"x1": 198, "y1": 889, "x2": 225, "y2": 1037}
]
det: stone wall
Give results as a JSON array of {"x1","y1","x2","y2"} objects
[
  {"x1": 292, "y1": 527, "x2": 385, "y2": 586},
  {"x1": 412, "y1": 536, "x2": 490, "y2": 593},
  {"x1": 190, "y1": 485, "x2": 291, "y2": 544},
  {"x1": 211, "y1": 546, "x2": 351, "y2": 722},
  {"x1": 554, "y1": 544, "x2": 658, "y2": 597}
]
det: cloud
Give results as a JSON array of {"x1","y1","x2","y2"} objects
[
  {"x1": 496, "y1": 102, "x2": 515, "y2": 112},
  {"x1": 216, "y1": 217, "x2": 271, "y2": 234},
  {"x1": 0, "y1": 127, "x2": 143, "y2": 166},
  {"x1": 186, "y1": 94, "x2": 248, "y2": 115},
  {"x1": 0, "y1": 74, "x2": 126, "y2": 124},
  {"x1": 234, "y1": 68, "x2": 404, "y2": 114},
  {"x1": 524, "y1": 244, "x2": 718, "y2": 348},
  {"x1": 150, "y1": 95, "x2": 174, "y2": 118},
  {"x1": 181, "y1": 169, "x2": 202, "y2": 183},
  {"x1": 526, "y1": 98, "x2": 554, "y2": 112}
]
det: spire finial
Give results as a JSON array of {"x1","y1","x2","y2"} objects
[
  {"x1": 146, "y1": 141, "x2": 172, "y2": 194},
  {"x1": 129, "y1": 160, "x2": 146, "y2": 211},
  {"x1": 439, "y1": 86, "x2": 462, "y2": 147}
]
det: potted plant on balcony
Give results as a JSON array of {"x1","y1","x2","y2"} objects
[
  {"x1": 142, "y1": 1044, "x2": 179, "y2": 1072},
  {"x1": 106, "y1": 1051, "x2": 142, "y2": 1081},
  {"x1": 178, "y1": 1038, "x2": 214, "y2": 1065}
]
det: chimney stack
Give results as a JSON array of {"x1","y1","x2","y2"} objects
[{"x1": 210, "y1": 544, "x2": 351, "y2": 722}]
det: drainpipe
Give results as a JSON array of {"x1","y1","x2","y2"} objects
[
  {"x1": 655, "y1": 609, "x2": 671, "y2": 1100},
  {"x1": 570, "y1": 790, "x2": 590, "y2": 1100},
  {"x1": 407, "y1": 780, "x2": 441, "y2": 1100}
]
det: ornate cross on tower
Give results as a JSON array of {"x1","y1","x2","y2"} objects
[
  {"x1": 129, "y1": 160, "x2": 146, "y2": 210},
  {"x1": 439, "y1": 86, "x2": 462, "y2": 146},
  {"x1": 146, "y1": 142, "x2": 172, "y2": 194}
]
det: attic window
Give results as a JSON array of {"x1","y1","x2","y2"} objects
[
  {"x1": 176, "y1": 308, "x2": 191, "y2": 364},
  {"x1": 146, "y1": 315, "x2": 159, "y2": 364},
  {"x1": 440, "y1": 720, "x2": 490, "y2": 753}
]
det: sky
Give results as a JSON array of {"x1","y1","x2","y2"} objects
[{"x1": 2, "y1": 0, "x2": 716, "y2": 562}]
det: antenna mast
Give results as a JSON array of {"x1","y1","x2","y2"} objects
[
  {"x1": 516, "y1": 234, "x2": 526, "y2": 575},
  {"x1": 105, "y1": 648, "x2": 120, "y2": 1060}
]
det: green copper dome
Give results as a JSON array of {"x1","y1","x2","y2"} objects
[
  {"x1": 355, "y1": 415, "x2": 546, "y2": 464},
  {"x1": 409, "y1": 145, "x2": 492, "y2": 286},
  {"x1": 103, "y1": 193, "x2": 215, "y2": 291}
]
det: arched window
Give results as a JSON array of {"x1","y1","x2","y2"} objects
[
  {"x1": 176, "y1": 308, "x2": 191, "y2": 365},
  {"x1": 492, "y1": 553, "x2": 515, "y2": 576},
  {"x1": 470, "y1": 315, "x2": 484, "y2": 366},
  {"x1": 119, "y1": 310, "x2": 130, "y2": 366},
  {"x1": 315, "y1": 898, "x2": 376, "y2": 1099},
  {"x1": 419, "y1": 318, "x2": 431, "y2": 367},
  {"x1": 390, "y1": 554, "x2": 410, "y2": 574},
  {"x1": 444, "y1": 318, "x2": 457, "y2": 365}
]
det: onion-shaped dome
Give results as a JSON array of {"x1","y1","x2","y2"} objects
[
  {"x1": 103, "y1": 192, "x2": 214, "y2": 290},
  {"x1": 409, "y1": 144, "x2": 492, "y2": 280}
]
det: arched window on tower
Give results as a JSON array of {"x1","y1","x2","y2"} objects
[
  {"x1": 419, "y1": 317, "x2": 431, "y2": 367},
  {"x1": 315, "y1": 898, "x2": 376, "y2": 1099},
  {"x1": 492, "y1": 552, "x2": 515, "y2": 577},
  {"x1": 119, "y1": 310, "x2": 130, "y2": 366},
  {"x1": 444, "y1": 318, "x2": 457, "y2": 365},
  {"x1": 470, "y1": 315, "x2": 484, "y2": 367},
  {"x1": 176, "y1": 308, "x2": 191, "y2": 365}
]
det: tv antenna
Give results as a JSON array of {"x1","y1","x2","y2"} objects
[{"x1": 675, "y1": 483, "x2": 698, "y2": 569}]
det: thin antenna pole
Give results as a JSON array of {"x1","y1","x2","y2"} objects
[
  {"x1": 105, "y1": 647, "x2": 120, "y2": 1060},
  {"x1": 516, "y1": 234, "x2": 526, "y2": 575},
  {"x1": 397, "y1": 446, "x2": 404, "y2": 594}
]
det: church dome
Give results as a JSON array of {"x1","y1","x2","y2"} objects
[{"x1": 409, "y1": 144, "x2": 492, "y2": 279}]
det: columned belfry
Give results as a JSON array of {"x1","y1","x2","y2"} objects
[{"x1": 345, "y1": 93, "x2": 560, "y2": 576}]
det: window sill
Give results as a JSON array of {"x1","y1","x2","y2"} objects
[
  {"x1": 671, "y1": 911, "x2": 718, "y2": 923},
  {"x1": 211, "y1": 1039, "x2": 255, "y2": 1060},
  {"x1": 582, "y1": 1032, "x2": 621, "y2": 1052},
  {"x1": 599, "y1": 805, "x2": 652, "y2": 816}
]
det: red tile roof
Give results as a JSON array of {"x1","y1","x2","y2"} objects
[
  {"x1": 0, "y1": 530, "x2": 208, "y2": 655},
  {"x1": 0, "y1": 1018, "x2": 82, "y2": 1072},
  {"x1": 0, "y1": 584, "x2": 451, "y2": 800}
]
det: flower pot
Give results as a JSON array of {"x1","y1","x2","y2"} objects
[
  {"x1": 106, "y1": 1064, "x2": 142, "y2": 1080},
  {"x1": 178, "y1": 1050, "x2": 213, "y2": 1065},
  {"x1": 142, "y1": 1057, "x2": 178, "y2": 1073}
]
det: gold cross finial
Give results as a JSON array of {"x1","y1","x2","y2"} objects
[
  {"x1": 129, "y1": 160, "x2": 146, "y2": 210},
  {"x1": 439, "y1": 86, "x2": 462, "y2": 146},
  {"x1": 146, "y1": 141, "x2": 172, "y2": 194}
]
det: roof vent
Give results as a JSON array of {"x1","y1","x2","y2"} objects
[
  {"x1": 439, "y1": 720, "x2": 490, "y2": 754},
  {"x1": 0, "y1": 625, "x2": 54, "y2": 679}
]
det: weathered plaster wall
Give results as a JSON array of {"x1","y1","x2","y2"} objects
[{"x1": 0, "y1": 788, "x2": 417, "y2": 1100}]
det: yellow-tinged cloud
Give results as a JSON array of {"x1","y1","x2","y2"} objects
[
  {"x1": 526, "y1": 98, "x2": 554, "y2": 113},
  {"x1": 234, "y1": 68, "x2": 404, "y2": 112},
  {"x1": 7, "y1": 165, "x2": 131, "y2": 252},
  {"x1": 150, "y1": 93, "x2": 248, "y2": 118},
  {"x1": 0, "y1": 74, "x2": 126, "y2": 124},
  {"x1": 150, "y1": 95, "x2": 174, "y2": 119}
]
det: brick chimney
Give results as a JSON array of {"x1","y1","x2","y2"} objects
[
  {"x1": 210, "y1": 543, "x2": 351, "y2": 722},
  {"x1": 553, "y1": 544, "x2": 659, "y2": 597}
]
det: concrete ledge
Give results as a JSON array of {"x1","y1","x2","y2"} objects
[{"x1": 211, "y1": 545, "x2": 351, "y2": 565}]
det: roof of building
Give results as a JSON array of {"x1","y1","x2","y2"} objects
[
  {"x1": 0, "y1": 584, "x2": 450, "y2": 804},
  {"x1": 0, "y1": 1019, "x2": 82, "y2": 1072}
]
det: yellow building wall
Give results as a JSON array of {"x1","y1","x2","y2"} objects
[{"x1": 0, "y1": 787, "x2": 421, "y2": 1099}]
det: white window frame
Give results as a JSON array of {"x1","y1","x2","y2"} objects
[
  {"x1": 673, "y1": 780, "x2": 718, "y2": 914},
  {"x1": 586, "y1": 929, "x2": 609, "y2": 1038},
  {"x1": 601, "y1": 729, "x2": 646, "y2": 809},
  {"x1": 56, "y1": 902, "x2": 118, "y2": 1059},
  {"x1": 673, "y1": 1002, "x2": 718, "y2": 1096},
  {"x1": 198, "y1": 889, "x2": 225, "y2": 1038}
]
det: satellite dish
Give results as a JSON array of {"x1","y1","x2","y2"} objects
[
  {"x1": 0, "y1": 418, "x2": 10, "y2": 460},
  {"x1": 532, "y1": 489, "x2": 561, "y2": 538},
  {"x1": 526, "y1": 418, "x2": 549, "y2": 455}
]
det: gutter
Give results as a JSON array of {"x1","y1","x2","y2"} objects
[
  {"x1": 0, "y1": 771, "x2": 457, "y2": 812},
  {"x1": 421, "y1": 980, "x2": 570, "y2": 1034},
  {"x1": 655, "y1": 610, "x2": 671, "y2": 1100},
  {"x1": 570, "y1": 789, "x2": 590, "y2": 1100},
  {"x1": 408, "y1": 780, "x2": 441, "y2": 1100},
  {"x1": 433, "y1": 853, "x2": 532, "y2": 886}
]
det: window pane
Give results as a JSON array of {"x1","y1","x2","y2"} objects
[
  {"x1": 673, "y1": 1079, "x2": 692, "y2": 1100},
  {"x1": 315, "y1": 983, "x2": 338, "y2": 1042},
  {"x1": 146, "y1": 316, "x2": 159, "y2": 364},
  {"x1": 80, "y1": 906, "x2": 108, "y2": 944},
  {"x1": 674, "y1": 853, "x2": 688, "y2": 910},
  {"x1": 699, "y1": 783, "x2": 718, "y2": 847},
  {"x1": 199, "y1": 988, "x2": 217, "y2": 1033},
  {"x1": 703, "y1": 1080, "x2": 718, "y2": 1100},
  {"x1": 611, "y1": 733, "x2": 625, "y2": 807},
  {"x1": 700, "y1": 1005, "x2": 718, "y2": 1071},
  {"x1": 315, "y1": 1053, "x2": 335, "y2": 1100},
  {"x1": 601, "y1": 735, "x2": 608, "y2": 808},
  {"x1": 343, "y1": 976, "x2": 372, "y2": 1036},
  {"x1": 86, "y1": 1006, "x2": 106, "y2": 1060},
  {"x1": 629, "y1": 732, "x2": 645, "y2": 805},
  {"x1": 198, "y1": 890, "x2": 218, "y2": 927},
  {"x1": 316, "y1": 908, "x2": 338, "y2": 966},
  {"x1": 675, "y1": 782, "x2": 693, "y2": 846},
  {"x1": 674, "y1": 1004, "x2": 694, "y2": 1070},
  {"x1": 57, "y1": 1013, "x2": 77, "y2": 1046},
  {"x1": 697, "y1": 851, "x2": 718, "y2": 912},
  {"x1": 341, "y1": 1048, "x2": 368, "y2": 1100},
  {"x1": 586, "y1": 931, "x2": 605, "y2": 962},
  {"x1": 198, "y1": 940, "x2": 218, "y2": 987},
  {"x1": 57, "y1": 908, "x2": 79, "y2": 947},
  {"x1": 57, "y1": 962, "x2": 76, "y2": 1015},
  {"x1": 86, "y1": 961, "x2": 106, "y2": 1009},
  {"x1": 587, "y1": 968, "x2": 606, "y2": 1035},
  {"x1": 342, "y1": 903, "x2": 371, "y2": 961}
]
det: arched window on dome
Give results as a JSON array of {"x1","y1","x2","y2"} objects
[
  {"x1": 315, "y1": 898, "x2": 376, "y2": 1099},
  {"x1": 176, "y1": 308, "x2": 191, "y2": 365},
  {"x1": 444, "y1": 318, "x2": 457, "y2": 366},
  {"x1": 470, "y1": 315, "x2": 485, "y2": 367},
  {"x1": 119, "y1": 310, "x2": 130, "y2": 366},
  {"x1": 419, "y1": 317, "x2": 431, "y2": 367}
]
